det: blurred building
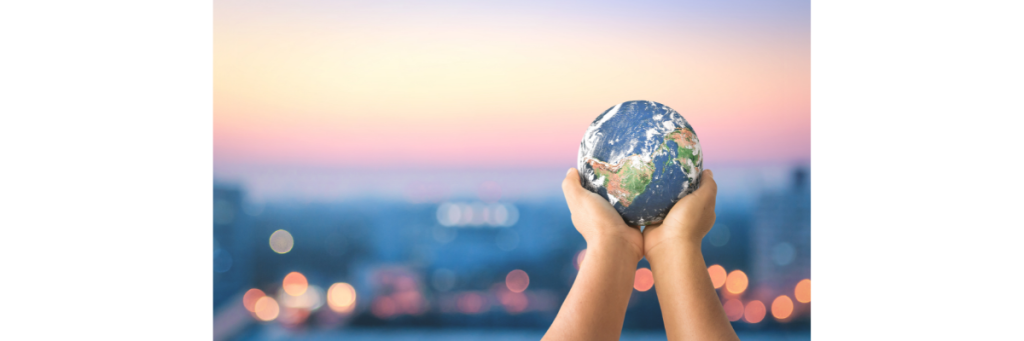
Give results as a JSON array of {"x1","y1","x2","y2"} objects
[
  {"x1": 213, "y1": 167, "x2": 812, "y2": 335},
  {"x1": 750, "y1": 168, "x2": 811, "y2": 301},
  {"x1": 213, "y1": 184, "x2": 255, "y2": 310}
]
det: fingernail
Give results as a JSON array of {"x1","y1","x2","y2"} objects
[{"x1": 567, "y1": 168, "x2": 573, "y2": 175}]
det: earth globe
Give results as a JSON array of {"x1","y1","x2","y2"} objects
[{"x1": 577, "y1": 100, "x2": 703, "y2": 226}]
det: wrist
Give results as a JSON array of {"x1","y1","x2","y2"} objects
[
  {"x1": 645, "y1": 237, "x2": 701, "y2": 264},
  {"x1": 588, "y1": 234, "x2": 643, "y2": 263}
]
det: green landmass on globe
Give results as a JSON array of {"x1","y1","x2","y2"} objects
[{"x1": 583, "y1": 127, "x2": 701, "y2": 208}]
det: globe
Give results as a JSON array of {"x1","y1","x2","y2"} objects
[{"x1": 577, "y1": 100, "x2": 703, "y2": 226}]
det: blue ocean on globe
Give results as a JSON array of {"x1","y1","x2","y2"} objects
[{"x1": 577, "y1": 100, "x2": 703, "y2": 226}]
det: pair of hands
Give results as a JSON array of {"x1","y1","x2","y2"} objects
[
  {"x1": 562, "y1": 168, "x2": 718, "y2": 263},
  {"x1": 546, "y1": 168, "x2": 737, "y2": 341}
]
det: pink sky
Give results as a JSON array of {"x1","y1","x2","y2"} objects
[{"x1": 214, "y1": 0, "x2": 808, "y2": 172}]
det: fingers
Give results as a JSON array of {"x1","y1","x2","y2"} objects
[
  {"x1": 561, "y1": 168, "x2": 584, "y2": 204},
  {"x1": 696, "y1": 169, "x2": 717, "y2": 200},
  {"x1": 698, "y1": 170, "x2": 718, "y2": 215}
]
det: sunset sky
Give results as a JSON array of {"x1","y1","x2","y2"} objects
[{"x1": 214, "y1": 0, "x2": 808, "y2": 200}]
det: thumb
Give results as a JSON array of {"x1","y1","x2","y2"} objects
[
  {"x1": 561, "y1": 168, "x2": 586, "y2": 203},
  {"x1": 697, "y1": 169, "x2": 718, "y2": 201}
]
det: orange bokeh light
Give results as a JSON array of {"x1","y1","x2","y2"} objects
[
  {"x1": 707, "y1": 265, "x2": 727, "y2": 289},
  {"x1": 744, "y1": 300, "x2": 766, "y2": 323},
  {"x1": 795, "y1": 279, "x2": 811, "y2": 303},
  {"x1": 243, "y1": 288, "x2": 266, "y2": 312},
  {"x1": 283, "y1": 272, "x2": 308, "y2": 296},
  {"x1": 634, "y1": 268, "x2": 654, "y2": 292},
  {"x1": 772, "y1": 295, "x2": 794, "y2": 320},
  {"x1": 327, "y1": 282, "x2": 357, "y2": 313},
  {"x1": 725, "y1": 270, "x2": 748, "y2": 294},
  {"x1": 574, "y1": 249, "x2": 586, "y2": 270},
  {"x1": 723, "y1": 299, "x2": 744, "y2": 321},
  {"x1": 506, "y1": 269, "x2": 530, "y2": 293},
  {"x1": 253, "y1": 296, "x2": 280, "y2": 321}
]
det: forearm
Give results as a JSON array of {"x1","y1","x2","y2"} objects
[
  {"x1": 543, "y1": 239, "x2": 639, "y2": 341},
  {"x1": 648, "y1": 240, "x2": 738, "y2": 341}
]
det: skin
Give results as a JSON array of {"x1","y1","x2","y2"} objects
[
  {"x1": 543, "y1": 168, "x2": 737, "y2": 341},
  {"x1": 543, "y1": 168, "x2": 644, "y2": 341},
  {"x1": 644, "y1": 169, "x2": 739, "y2": 341}
]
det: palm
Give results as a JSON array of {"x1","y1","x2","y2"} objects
[
  {"x1": 578, "y1": 190, "x2": 644, "y2": 254},
  {"x1": 562, "y1": 169, "x2": 644, "y2": 260},
  {"x1": 642, "y1": 170, "x2": 717, "y2": 256}
]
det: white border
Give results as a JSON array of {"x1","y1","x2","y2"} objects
[
  {"x1": 813, "y1": 0, "x2": 1023, "y2": 339},
  {"x1": 0, "y1": 0, "x2": 212, "y2": 339}
]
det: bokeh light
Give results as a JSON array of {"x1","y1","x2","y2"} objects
[
  {"x1": 242, "y1": 288, "x2": 266, "y2": 312},
  {"x1": 723, "y1": 299, "x2": 744, "y2": 321},
  {"x1": 499, "y1": 291, "x2": 528, "y2": 314},
  {"x1": 327, "y1": 282, "x2": 356, "y2": 312},
  {"x1": 634, "y1": 268, "x2": 654, "y2": 292},
  {"x1": 771, "y1": 295, "x2": 794, "y2": 320},
  {"x1": 393, "y1": 290, "x2": 425, "y2": 315},
  {"x1": 437, "y1": 202, "x2": 519, "y2": 227},
  {"x1": 371, "y1": 296, "x2": 397, "y2": 319},
  {"x1": 506, "y1": 269, "x2": 530, "y2": 293},
  {"x1": 277, "y1": 306, "x2": 311, "y2": 326},
  {"x1": 283, "y1": 272, "x2": 308, "y2": 296},
  {"x1": 574, "y1": 249, "x2": 586, "y2": 270},
  {"x1": 744, "y1": 300, "x2": 766, "y2": 323},
  {"x1": 707, "y1": 264, "x2": 727, "y2": 289},
  {"x1": 437, "y1": 203, "x2": 460, "y2": 227},
  {"x1": 795, "y1": 279, "x2": 811, "y2": 303},
  {"x1": 725, "y1": 270, "x2": 749, "y2": 294},
  {"x1": 457, "y1": 292, "x2": 486, "y2": 314},
  {"x1": 277, "y1": 284, "x2": 324, "y2": 312},
  {"x1": 269, "y1": 229, "x2": 294, "y2": 254},
  {"x1": 253, "y1": 296, "x2": 280, "y2": 322}
]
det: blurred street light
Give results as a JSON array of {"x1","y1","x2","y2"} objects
[
  {"x1": 772, "y1": 295, "x2": 794, "y2": 320},
  {"x1": 744, "y1": 300, "x2": 766, "y2": 323},
  {"x1": 795, "y1": 279, "x2": 811, "y2": 303},
  {"x1": 634, "y1": 268, "x2": 654, "y2": 292},
  {"x1": 506, "y1": 269, "x2": 530, "y2": 293},
  {"x1": 283, "y1": 272, "x2": 308, "y2": 296},
  {"x1": 269, "y1": 229, "x2": 294, "y2": 254},
  {"x1": 327, "y1": 282, "x2": 357, "y2": 313},
  {"x1": 708, "y1": 265, "x2": 727, "y2": 289},
  {"x1": 242, "y1": 288, "x2": 266, "y2": 313},
  {"x1": 253, "y1": 296, "x2": 280, "y2": 322},
  {"x1": 726, "y1": 270, "x2": 748, "y2": 294}
]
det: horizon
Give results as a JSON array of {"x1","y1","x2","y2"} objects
[{"x1": 214, "y1": 163, "x2": 809, "y2": 206}]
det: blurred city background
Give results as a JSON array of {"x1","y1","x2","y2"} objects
[{"x1": 214, "y1": 0, "x2": 809, "y2": 340}]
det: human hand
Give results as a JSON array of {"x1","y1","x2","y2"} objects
[
  {"x1": 544, "y1": 168, "x2": 648, "y2": 341},
  {"x1": 642, "y1": 169, "x2": 718, "y2": 259},
  {"x1": 562, "y1": 168, "x2": 644, "y2": 263}
]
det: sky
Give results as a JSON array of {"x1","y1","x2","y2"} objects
[{"x1": 215, "y1": 0, "x2": 808, "y2": 170}]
